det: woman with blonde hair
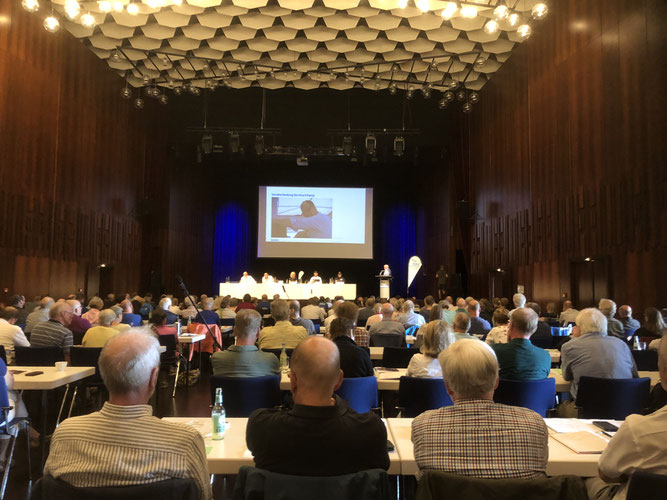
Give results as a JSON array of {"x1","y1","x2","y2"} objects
[
  {"x1": 406, "y1": 320, "x2": 455, "y2": 378},
  {"x1": 82, "y1": 296, "x2": 104, "y2": 325}
]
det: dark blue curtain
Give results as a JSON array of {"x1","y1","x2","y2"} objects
[
  {"x1": 380, "y1": 203, "x2": 417, "y2": 297},
  {"x1": 213, "y1": 203, "x2": 252, "y2": 286}
]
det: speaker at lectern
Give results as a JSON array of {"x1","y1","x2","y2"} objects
[{"x1": 375, "y1": 275, "x2": 393, "y2": 300}]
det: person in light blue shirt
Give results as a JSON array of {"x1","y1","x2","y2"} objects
[{"x1": 397, "y1": 300, "x2": 426, "y2": 328}]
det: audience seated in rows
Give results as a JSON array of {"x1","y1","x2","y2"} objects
[
  {"x1": 258, "y1": 300, "x2": 307, "y2": 350},
  {"x1": 246, "y1": 336, "x2": 389, "y2": 476},
  {"x1": 211, "y1": 309, "x2": 279, "y2": 378},
  {"x1": 30, "y1": 301, "x2": 74, "y2": 358},
  {"x1": 411, "y1": 339, "x2": 548, "y2": 479},
  {"x1": 329, "y1": 317, "x2": 373, "y2": 378},
  {"x1": 0, "y1": 307, "x2": 30, "y2": 363},
  {"x1": 559, "y1": 308, "x2": 638, "y2": 417},
  {"x1": 485, "y1": 308, "x2": 510, "y2": 345},
  {"x1": 407, "y1": 320, "x2": 454, "y2": 378},
  {"x1": 44, "y1": 330, "x2": 212, "y2": 499},
  {"x1": 467, "y1": 300, "x2": 491, "y2": 337},
  {"x1": 558, "y1": 300, "x2": 579, "y2": 326},
  {"x1": 492, "y1": 308, "x2": 551, "y2": 381},
  {"x1": 368, "y1": 303, "x2": 405, "y2": 336},
  {"x1": 158, "y1": 297, "x2": 178, "y2": 324},
  {"x1": 110, "y1": 305, "x2": 130, "y2": 333},
  {"x1": 586, "y1": 337, "x2": 667, "y2": 500},
  {"x1": 82, "y1": 309, "x2": 120, "y2": 348},
  {"x1": 288, "y1": 301, "x2": 315, "y2": 335},
  {"x1": 9, "y1": 295, "x2": 29, "y2": 328},
  {"x1": 599, "y1": 299, "x2": 625, "y2": 340}
]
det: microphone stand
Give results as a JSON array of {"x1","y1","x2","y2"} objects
[{"x1": 176, "y1": 275, "x2": 223, "y2": 351}]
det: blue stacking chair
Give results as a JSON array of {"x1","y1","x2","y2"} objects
[
  {"x1": 493, "y1": 378, "x2": 556, "y2": 416},
  {"x1": 576, "y1": 376, "x2": 651, "y2": 419},
  {"x1": 209, "y1": 375, "x2": 281, "y2": 417},
  {"x1": 335, "y1": 376, "x2": 378, "y2": 414},
  {"x1": 397, "y1": 377, "x2": 453, "y2": 418}
]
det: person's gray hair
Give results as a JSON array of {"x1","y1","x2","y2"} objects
[
  {"x1": 203, "y1": 298, "x2": 214, "y2": 309},
  {"x1": 510, "y1": 307, "x2": 538, "y2": 336},
  {"x1": 576, "y1": 308, "x2": 608, "y2": 336},
  {"x1": 98, "y1": 309, "x2": 117, "y2": 327},
  {"x1": 381, "y1": 303, "x2": 394, "y2": 316},
  {"x1": 40, "y1": 297, "x2": 55, "y2": 310},
  {"x1": 159, "y1": 297, "x2": 172, "y2": 310},
  {"x1": 402, "y1": 300, "x2": 415, "y2": 313},
  {"x1": 289, "y1": 300, "x2": 301, "y2": 313},
  {"x1": 271, "y1": 299, "x2": 290, "y2": 321},
  {"x1": 49, "y1": 301, "x2": 72, "y2": 320},
  {"x1": 466, "y1": 300, "x2": 480, "y2": 313},
  {"x1": 439, "y1": 339, "x2": 498, "y2": 399},
  {"x1": 235, "y1": 309, "x2": 262, "y2": 338},
  {"x1": 598, "y1": 299, "x2": 617, "y2": 317},
  {"x1": 513, "y1": 293, "x2": 526, "y2": 308},
  {"x1": 453, "y1": 312, "x2": 471, "y2": 332},
  {"x1": 66, "y1": 299, "x2": 81, "y2": 314},
  {"x1": 99, "y1": 329, "x2": 160, "y2": 394},
  {"x1": 111, "y1": 305, "x2": 123, "y2": 319}
]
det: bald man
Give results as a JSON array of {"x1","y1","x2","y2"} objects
[
  {"x1": 368, "y1": 303, "x2": 405, "y2": 336},
  {"x1": 120, "y1": 299, "x2": 142, "y2": 327},
  {"x1": 246, "y1": 337, "x2": 389, "y2": 476}
]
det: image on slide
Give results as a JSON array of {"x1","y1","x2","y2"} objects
[{"x1": 271, "y1": 197, "x2": 332, "y2": 239}]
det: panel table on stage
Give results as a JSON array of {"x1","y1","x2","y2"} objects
[{"x1": 219, "y1": 282, "x2": 357, "y2": 300}]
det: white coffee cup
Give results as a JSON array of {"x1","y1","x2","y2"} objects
[{"x1": 55, "y1": 361, "x2": 67, "y2": 371}]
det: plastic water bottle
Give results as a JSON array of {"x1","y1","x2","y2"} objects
[
  {"x1": 212, "y1": 387, "x2": 225, "y2": 440},
  {"x1": 633, "y1": 336, "x2": 641, "y2": 351},
  {"x1": 280, "y1": 343, "x2": 288, "y2": 373}
]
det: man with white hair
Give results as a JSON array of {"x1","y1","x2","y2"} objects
[
  {"x1": 492, "y1": 308, "x2": 551, "y2": 380},
  {"x1": 158, "y1": 297, "x2": 178, "y2": 324},
  {"x1": 66, "y1": 299, "x2": 91, "y2": 338},
  {"x1": 368, "y1": 303, "x2": 405, "y2": 336},
  {"x1": 598, "y1": 299, "x2": 625, "y2": 340},
  {"x1": 24, "y1": 296, "x2": 55, "y2": 334},
  {"x1": 411, "y1": 339, "x2": 548, "y2": 478},
  {"x1": 617, "y1": 305, "x2": 640, "y2": 338},
  {"x1": 560, "y1": 308, "x2": 637, "y2": 416},
  {"x1": 586, "y1": 338, "x2": 667, "y2": 500},
  {"x1": 246, "y1": 336, "x2": 388, "y2": 475},
  {"x1": 44, "y1": 330, "x2": 211, "y2": 498},
  {"x1": 559, "y1": 300, "x2": 579, "y2": 326},
  {"x1": 81, "y1": 309, "x2": 120, "y2": 347},
  {"x1": 509, "y1": 293, "x2": 526, "y2": 316},
  {"x1": 397, "y1": 300, "x2": 426, "y2": 328},
  {"x1": 29, "y1": 301, "x2": 74, "y2": 358},
  {"x1": 195, "y1": 298, "x2": 219, "y2": 325}
]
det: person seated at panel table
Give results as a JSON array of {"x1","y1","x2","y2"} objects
[
  {"x1": 261, "y1": 272, "x2": 274, "y2": 284},
  {"x1": 491, "y1": 308, "x2": 551, "y2": 381},
  {"x1": 82, "y1": 309, "x2": 121, "y2": 348},
  {"x1": 211, "y1": 310, "x2": 279, "y2": 378},
  {"x1": 44, "y1": 330, "x2": 212, "y2": 499},
  {"x1": 485, "y1": 308, "x2": 510, "y2": 345},
  {"x1": 308, "y1": 271, "x2": 323, "y2": 285},
  {"x1": 368, "y1": 303, "x2": 405, "y2": 336},
  {"x1": 467, "y1": 300, "x2": 491, "y2": 337},
  {"x1": 287, "y1": 271, "x2": 299, "y2": 283},
  {"x1": 335, "y1": 271, "x2": 344, "y2": 283},
  {"x1": 558, "y1": 308, "x2": 638, "y2": 417},
  {"x1": 585, "y1": 337, "x2": 667, "y2": 500},
  {"x1": 411, "y1": 340, "x2": 548, "y2": 479},
  {"x1": 407, "y1": 320, "x2": 454, "y2": 379},
  {"x1": 246, "y1": 336, "x2": 389, "y2": 476},
  {"x1": 239, "y1": 271, "x2": 256, "y2": 285},
  {"x1": 258, "y1": 299, "x2": 308, "y2": 350},
  {"x1": 329, "y1": 317, "x2": 373, "y2": 378}
]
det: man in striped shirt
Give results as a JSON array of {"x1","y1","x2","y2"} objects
[
  {"x1": 44, "y1": 330, "x2": 212, "y2": 499},
  {"x1": 29, "y1": 301, "x2": 74, "y2": 358},
  {"x1": 411, "y1": 339, "x2": 548, "y2": 479}
]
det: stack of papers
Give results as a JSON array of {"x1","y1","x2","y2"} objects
[{"x1": 551, "y1": 431, "x2": 609, "y2": 454}]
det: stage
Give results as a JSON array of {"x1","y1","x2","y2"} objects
[{"x1": 219, "y1": 282, "x2": 357, "y2": 300}]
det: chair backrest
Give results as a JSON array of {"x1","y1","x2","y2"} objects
[
  {"x1": 219, "y1": 318, "x2": 235, "y2": 327},
  {"x1": 415, "y1": 470, "x2": 587, "y2": 500},
  {"x1": 0, "y1": 345, "x2": 6, "y2": 365},
  {"x1": 493, "y1": 378, "x2": 556, "y2": 417},
  {"x1": 398, "y1": 377, "x2": 453, "y2": 418},
  {"x1": 232, "y1": 466, "x2": 391, "y2": 500},
  {"x1": 626, "y1": 470, "x2": 667, "y2": 500},
  {"x1": 369, "y1": 334, "x2": 406, "y2": 348},
  {"x1": 381, "y1": 347, "x2": 419, "y2": 368},
  {"x1": 69, "y1": 347, "x2": 103, "y2": 383},
  {"x1": 530, "y1": 336, "x2": 553, "y2": 349},
  {"x1": 404, "y1": 325, "x2": 420, "y2": 337},
  {"x1": 14, "y1": 346, "x2": 64, "y2": 366},
  {"x1": 261, "y1": 348, "x2": 294, "y2": 360},
  {"x1": 209, "y1": 375, "x2": 281, "y2": 417},
  {"x1": 357, "y1": 318, "x2": 367, "y2": 328},
  {"x1": 30, "y1": 475, "x2": 199, "y2": 500},
  {"x1": 158, "y1": 334, "x2": 178, "y2": 362},
  {"x1": 631, "y1": 350, "x2": 658, "y2": 371},
  {"x1": 262, "y1": 317, "x2": 276, "y2": 327},
  {"x1": 71, "y1": 331, "x2": 86, "y2": 346},
  {"x1": 335, "y1": 377, "x2": 378, "y2": 413},
  {"x1": 576, "y1": 376, "x2": 651, "y2": 419}
]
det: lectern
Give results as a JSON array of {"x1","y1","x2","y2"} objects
[{"x1": 375, "y1": 275, "x2": 393, "y2": 300}]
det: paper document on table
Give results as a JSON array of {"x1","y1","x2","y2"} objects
[
  {"x1": 375, "y1": 369, "x2": 403, "y2": 380},
  {"x1": 551, "y1": 431, "x2": 609, "y2": 454},
  {"x1": 546, "y1": 419, "x2": 597, "y2": 433}
]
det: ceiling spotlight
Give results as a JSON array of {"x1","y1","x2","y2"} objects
[
  {"x1": 254, "y1": 135, "x2": 264, "y2": 156},
  {"x1": 475, "y1": 55, "x2": 488, "y2": 67},
  {"x1": 80, "y1": 13, "x2": 96, "y2": 27},
  {"x1": 448, "y1": 80, "x2": 459, "y2": 89},
  {"x1": 462, "y1": 102, "x2": 473, "y2": 113},
  {"x1": 438, "y1": 98, "x2": 448, "y2": 109},
  {"x1": 43, "y1": 15, "x2": 60, "y2": 33},
  {"x1": 64, "y1": 0, "x2": 80, "y2": 19},
  {"x1": 496, "y1": 268, "x2": 502, "y2": 272},
  {"x1": 456, "y1": 90, "x2": 466, "y2": 101},
  {"x1": 142, "y1": 75, "x2": 150, "y2": 85},
  {"x1": 460, "y1": 5, "x2": 477, "y2": 18},
  {"x1": 398, "y1": 0, "x2": 408, "y2": 8},
  {"x1": 112, "y1": 1, "x2": 123, "y2": 12},
  {"x1": 21, "y1": 0, "x2": 39, "y2": 13},
  {"x1": 468, "y1": 91, "x2": 480, "y2": 104},
  {"x1": 493, "y1": 4, "x2": 509, "y2": 20},
  {"x1": 173, "y1": 85, "x2": 182, "y2": 95},
  {"x1": 532, "y1": 2, "x2": 548, "y2": 20},
  {"x1": 172, "y1": 0, "x2": 182, "y2": 5},
  {"x1": 517, "y1": 24, "x2": 532, "y2": 39},
  {"x1": 508, "y1": 12, "x2": 520, "y2": 27},
  {"x1": 98, "y1": 0, "x2": 111, "y2": 12},
  {"x1": 406, "y1": 89, "x2": 414, "y2": 100},
  {"x1": 126, "y1": 3, "x2": 139, "y2": 15},
  {"x1": 133, "y1": 97, "x2": 144, "y2": 109},
  {"x1": 443, "y1": 90, "x2": 454, "y2": 102},
  {"x1": 190, "y1": 86, "x2": 201, "y2": 96},
  {"x1": 421, "y1": 86, "x2": 431, "y2": 99},
  {"x1": 120, "y1": 85, "x2": 132, "y2": 99},
  {"x1": 389, "y1": 83, "x2": 397, "y2": 95},
  {"x1": 484, "y1": 20, "x2": 499, "y2": 34},
  {"x1": 416, "y1": 0, "x2": 429, "y2": 13},
  {"x1": 441, "y1": 2, "x2": 457, "y2": 19},
  {"x1": 365, "y1": 134, "x2": 376, "y2": 156},
  {"x1": 110, "y1": 49, "x2": 121, "y2": 62},
  {"x1": 393, "y1": 136, "x2": 405, "y2": 157}
]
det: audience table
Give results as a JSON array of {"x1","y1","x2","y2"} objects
[
  {"x1": 11, "y1": 365, "x2": 95, "y2": 464},
  {"x1": 368, "y1": 347, "x2": 561, "y2": 363},
  {"x1": 162, "y1": 417, "x2": 401, "y2": 475},
  {"x1": 386, "y1": 417, "x2": 622, "y2": 477}
]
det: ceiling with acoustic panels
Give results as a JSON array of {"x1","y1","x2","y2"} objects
[{"x1": 44, "y1": 0, "x2": 546, "y2": 92}]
